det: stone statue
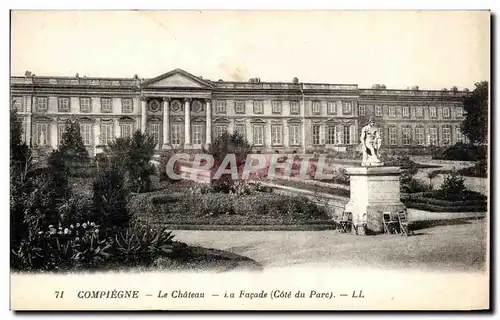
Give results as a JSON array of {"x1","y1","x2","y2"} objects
[{"x1": 360, "y1": 118, "x2": 383, "y2": 166}]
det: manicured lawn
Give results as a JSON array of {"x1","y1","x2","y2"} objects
[{"x1": 174, "y1": 219, "x2": 487, "y2": 272}]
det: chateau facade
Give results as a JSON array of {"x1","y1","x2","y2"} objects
[{"x1": 10, "y1": 68, "x2": 468, "y2": 155}]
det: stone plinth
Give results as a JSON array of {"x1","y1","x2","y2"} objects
[{"x1": 344, "y1": 166, "x2": 406, "y2": 234}]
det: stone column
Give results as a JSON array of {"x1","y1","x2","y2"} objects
[
  {"x1": 140, "y1": 97, "x2": 147, "y2": 133},
  {"x1": 162, "y1": 98, "x2": 170, "y2": 148},
  {"x1": 205, "y1": 99, "x2": 212, "y2": 147},
  {"x1": 184, "y1": 98, "x2": 191, "y2": 146}
]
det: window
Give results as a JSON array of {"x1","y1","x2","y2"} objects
[
  {"x1": 312, "y1": 102, "x2": 321, "y2": 114},
  {"x1": 312, "y1": 125, "x2": 321, "y2": 145},
  {"x1": 216, "y1": 125, "x2": 227, "y2": 138},
  {"x1": 272, "y1": 101, "x2": 282, "y2": 114},
  {"x1": 416, "y1": 127, "x2": 425, "y2": 145},
  {"x1": 429, "y1": 127, "x2": 438, "y2": 145},
  {"x1": 416, "y1": 106, "x2": 423, "y2": 118},
  {"x1": 271, "y1": 125, "x2": 283, "y2": 145},
  {"x1": 121, "y1": 123, "x2": 135, "y2": 139},
  {"x1": 342, "y1": 102, "x2": 352, "y2": 114},
  {"x1": 216, "y1": 100, "x2": 226, "y2": 113},
  {"x1": 147, "y1": 123, "x2": 161, "y2": 146},
  {"x1": 122, "y1": 98, "x2": 133, "y2": 113},
  {"x1": 80, "y1": 124, "x2": 93, "y2": 146},
  {"x1": 36, "y1": 97, "x2": 48, "y2": 112},
  {"x1": 235, "y1": 101, "x2": 245, "y2": 114},
  {"x1": 442, "y1": 107, "x2": 450, "y2": 118},
  {"x1": 402, "y1": 127, "x2": 411, "y2": 145},
  {"x1": 389, "y1": 127, "x2": 397, "y2": 146},
  {"x1": 253, "y1": 101, "x2": 263, "y2": 114},
  {"x1": 375, "y1": 105, "x2": 382, "y2": 117},
  {"x1": 234, "y1": 123, "x2": 246, "y2": 136},
  {"x1": 192, "y1": 124, "x2": 202, "y2": 145},
  {"x1": 359, "y1": 105, "x2": 366, "y2": 116},
  {"x1": 80, "y1": 98, "x2": 91, "y2": 113},
  {"x1": 327, "y1": 102, "x2": 337, "y2": 114},
  {"x1": 327, "y1": 126, "x2": 336, "y2": 144},
  {"x1": 402, "y1": 106, "x2": 410, "y2": 118},
  {"x1": 58, "y1": 123, "x2": 67, "y2": 146},
  {"x1": 171, "y1": 124, "x2": 182, "y2": 145},
  {"x1": 35, "y1": 123, "x2": 49, "y2": 146},
  {"x1": 289, "y1": 125, "x2": 300, "y2": 145},
  {"x1": 58, "y1": 97, "x2": 70, "y2": 112},
  {"x1": 456, "y1": 127, "x2": 465, "y2": 143},
  {"x1": 442, "y1": 127, "x2": 451, "y2": 145},
  {"x1": 253, "y1": 125, "x2": 264, "y2": 146},
  {"x1": 389, "y1": 106, "x2": 396, "y2": 117},
  {"x1": 100, "y1": 123, "x2": 113, "y2": 145},
  {"x1": 456, "y1": 106, "x2": 464, "y2": 118},
  {"x1": 429, "y1": 106, "x2": 437, "y2": 118},
  {"x1": 335, "y1": 125, "x2": 343, "y2": 145},
  {"x1": 343, "y1": 126, "x2": 351, "y2": 145},
  {"x1": 12, "y1": 96, "x2": 23, "y2": 112},
  {"x1": 290, "y1": 101, "x2": 300, "y2": 115},
  {"x1": 101, "y1": 98, "x2": 112, "y2": 113}
]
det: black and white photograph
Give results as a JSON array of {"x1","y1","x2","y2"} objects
[{"x1": 8, "y1": 9, "x2": 490, "y2": 311}]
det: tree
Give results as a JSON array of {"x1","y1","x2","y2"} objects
[
  {"x1": 10, "y1": 109, "x2": 30, "y2": 166},
  {"x1": 202, "y1": 132, "x2": 252, "y2": 192},
  {"x1": 59, "y1": 118, "x2": 89, "y2": 162},
  {"x1": 462, "y1": 81, "x2": 488, "y2": 144},
  {"x1": 105, "y1": 130, "x2": 157, "y2": 193}
]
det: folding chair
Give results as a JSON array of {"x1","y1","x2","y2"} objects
[
  {"x1": 382, "y1": 212, "x2": 399, "y2": 235},
  {"x1": 336, "y1": 211, "x2": 353, "y2": 233},
  {"x1": 396, "y1": 210, "x2": 412, "y2": 236}
]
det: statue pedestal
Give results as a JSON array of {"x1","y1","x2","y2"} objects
[{"x1": 344, "y1": 166, "x2": 406, "y2": 234}]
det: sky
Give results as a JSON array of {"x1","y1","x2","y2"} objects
[{"x1": 10, "y1": 10, "x2": 490, "y2": 90}]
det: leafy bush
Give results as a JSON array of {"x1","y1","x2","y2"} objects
[
  {"x1": 432, "y1": 143, "x2": 487, "y2": 161},
  {"x1": 439, "y1": 170, "x2": 467, "y2": 195},
  {"x1": 92, "y1": 166, "x2": 131, "y2": 234},
  {"x1": 105, "y1": 131, "x2": 157, "y2": 193},
  {"x1": 401, "y1": 177, "x2": 433, "y2": 193}
]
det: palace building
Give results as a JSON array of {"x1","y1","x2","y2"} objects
[{"x1": 10, "y1": 68, "x2": 469, "y2": 155}]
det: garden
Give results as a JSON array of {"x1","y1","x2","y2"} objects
[{"x1": 9, "y1": 111, "x2": 264, "y2": 273}]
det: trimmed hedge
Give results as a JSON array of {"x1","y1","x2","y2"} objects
[{"x1": 432, "y1": 143, "x2": 487, "y2": 161}]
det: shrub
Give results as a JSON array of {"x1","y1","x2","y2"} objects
[
  {"x1": 401, "y1": 177, "x2": 433, "y2": 193},
  {"x1": 439, "y1": 170, "x2": 467, "y2": 195},
  {"x1": 92, "y1": 166, "x2": 131, "y2": 234},
  {"x1": 457, "y1": 159, "x2": 487, "y2": 178},
  {"x1": 432, "y1": 143, "x2": 487, "y2": 161},
  {"x1": 106, "y1": 131, "x2": 157, "y2": 193}
]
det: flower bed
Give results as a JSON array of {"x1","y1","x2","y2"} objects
[{"x1": 130, "y1": 191, "x2": 333, "y2": 228}]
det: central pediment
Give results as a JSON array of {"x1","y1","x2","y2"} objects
[{"x1": 141, "y1": 69, "x2": 213, "y2": 89}]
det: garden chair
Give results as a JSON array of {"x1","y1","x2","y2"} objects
[
  {"x1": 336, "y1": 211, "x2": 353, "y2": 233},
  {"x1": 382, "y1": 212, "x2": 399, "y2": 235},
  {"x1": 397, "y1": 210, "x2": 412, "y2": 236}
]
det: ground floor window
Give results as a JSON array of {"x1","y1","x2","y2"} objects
[
  {"x1": 171, "y1": 123, "x2": 182, "y2": 145},
  {"x1": 216, "y1": 125, "x2": 227, "y2": 138},
  {"x1": 192, "y1": 124, "x2": 202, "y2": 145},
  {"x1": 429, "y1": 127, "x2": 438, "y2": 145},
  {"x1": 271, "y1": 125, "x2": 283, "y2": 145},
  {"x1": 121, "y1": 123, "x2": 135, "y2": 139},
  {"x1": 312, "y1": 125, "x2": 321, "y2": 145},
  {"x1": 442, "y1": 127, "x2": 451, "y2": 145},
  {"x1": 58, "y1": 123, "x2": 67, "y2": 146},
  {"x1": 148, "y1": 123, "x2": 161, "y2": 147},
  {"x1": 289, "y1": 125, "x2": 300, "y2": 145},
  {"x1": 456, "y1": 127, "x2": 465, "y2": 143},
  {"x1": 253, "y1": 125, "x2": 264, "y2": 146},
  {"x1": 389, "y1": 127, "x2": 397, "y2": 146},
  {"x1": 100, "y1": 123, "x2": 113, "y2": 145},
  {"x1": 327, "y1": 126, "x2": 335, "y2": 144},
  {"x1": 80, "y1": 123, "x2": 93, "y2": 146},
  {"x1": 415, "y1": 127, "x2": 425, "y2": 145},
  {"x1": 234, "y1": 123, "x2": 246, "y2": 137},
  {"x1": 402, "y1": 127, "x2": 411, "y2": 145},
  {"x1": 35, "y1": 123, "x2": 49, "y2": 146}
]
